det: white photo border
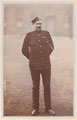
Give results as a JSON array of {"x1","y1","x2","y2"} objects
[{"x1": 0, "y1": 0, "x2": 76, "y2": 120}]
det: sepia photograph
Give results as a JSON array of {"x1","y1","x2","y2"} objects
[{"x1": 4, "y1": 4, "x2": 73, "y2": 116}]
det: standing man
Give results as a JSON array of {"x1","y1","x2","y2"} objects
[{"x1": 22, "y1": 17, "x2": 55, "y2": 116}]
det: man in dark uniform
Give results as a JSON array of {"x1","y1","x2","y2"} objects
[{"x1": 22, "y1": 17, "x2": 55, "y2": 116}]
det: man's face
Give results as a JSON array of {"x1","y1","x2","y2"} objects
[{"x1": 34, "y1": 20, "x2": 42, "y2": 30}]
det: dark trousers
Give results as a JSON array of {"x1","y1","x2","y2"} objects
[{"x1": 30, "y1": 68, "x2": 51, "y2": 111}]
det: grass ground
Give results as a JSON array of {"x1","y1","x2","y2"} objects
[{"x1": 4, "y1": 35, "x2": 73, "y2": 116}]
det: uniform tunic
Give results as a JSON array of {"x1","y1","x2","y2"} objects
[{"x1": 22, "y1": 30, "x2": 54, "y2": 70}]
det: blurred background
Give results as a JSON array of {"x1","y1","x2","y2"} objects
[
  {"x1": 4, "y1": 4, "x2": 73, "y2": 37},
  {"x1": 4, "y1": 4, "x2": 73, "y2": 116}
]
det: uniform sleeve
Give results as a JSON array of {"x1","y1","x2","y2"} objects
[
  {"x1": 22, "y1": 33, "x2": 30, "y2": 59},
  {"x1": 48, "y1": 32, "x2": 54, "y2": 55}
]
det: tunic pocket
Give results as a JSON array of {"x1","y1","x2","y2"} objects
[{"x1": 42, "y1": 37, "x2": 49, "y2": 43}]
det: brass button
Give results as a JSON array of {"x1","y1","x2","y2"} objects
[
  {"x1": 40, "y1": 51, "x2": 43, "y2": 53},
  {"x1": 41, "y1": 57, "x2": 43, "y2": 60}
]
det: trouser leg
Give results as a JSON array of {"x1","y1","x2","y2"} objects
[
  {"x1": 41, "y1": 68, "x2": 51, "y2": 110},
  {"x1": 30, "y1": 68, "x2": 40, "y2": 111}
]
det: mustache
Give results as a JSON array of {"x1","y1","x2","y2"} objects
[{"x1": 37, "y1": 26, "x2": 41, "y2": 29}]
